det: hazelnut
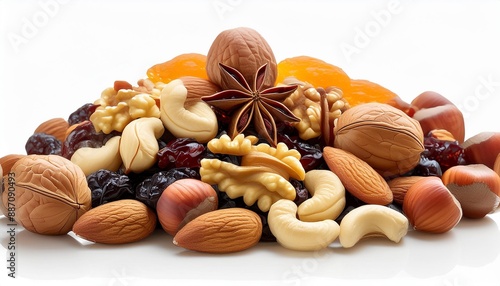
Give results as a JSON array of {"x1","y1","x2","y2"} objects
[
  {"x1": 461, "y1": 132, "x2": 500, "y2": 169},
  {"x1": 403, "y1": 176, "x2": 462, "y2": 233},
  {"x1": 411, "y1": 91, "x2": 465, "y2": 143},
  {"x1": 157, "y1": 178, "x2": 218, "y2": 236},
  {"x1": 442, "y1": 164, "x2": 500, "y2": 218}
]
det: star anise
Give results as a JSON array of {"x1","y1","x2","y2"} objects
[{"x1": 202, "y1": 62, "x2": 300, "y2": 146}]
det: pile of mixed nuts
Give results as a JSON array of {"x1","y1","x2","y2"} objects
[{"x1": 1, "y1": 27, "x2": 499, "y2": 253}]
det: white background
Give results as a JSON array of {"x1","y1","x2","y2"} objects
[{"x1": 1, "y1": 0, "x2": 500, "y2": 285}]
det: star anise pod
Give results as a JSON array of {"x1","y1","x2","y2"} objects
[{"x1": 202, "y1": 62, "x2": 300, "y2": 146}]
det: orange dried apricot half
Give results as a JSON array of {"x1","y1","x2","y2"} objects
[
  {"x1": 347, "y1": 79, "x2": 411, "y2": 114},
  {"x1": 276, "y1": 56, "x2": 351, "y2": 94},
  {"x1": 147, "y1": 53, "x2": 208, "y2": 84}
]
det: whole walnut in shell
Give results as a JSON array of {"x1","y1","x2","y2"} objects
[
  {"x1": 333, "y1": 102, "x2": 424, "y2": 178},
  {"x1": 11, "y1": 154, "x2": 92, "y2": 235},
  {"x1": 206, "y1": 27, "x2": 277, "y2": 89}
]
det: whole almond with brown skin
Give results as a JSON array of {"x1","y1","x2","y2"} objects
[
  {"x1": 0, "y1": 154, "x2": 26, "y2": 176},
  {"x1": 72, "y1": 199, "x2": 157, "y2": 244},
  {"x1": 323, "y1": 147, "x2": 393, "y2": 205},
  {"x1": 387, "y1": 176, "x2": 426, "y2": 205},
  {"x1": 34, "y1": 117, "x2": 70, "y2": 142},
  {"x1": 173, "y1": 208, "x2": 262, "y2": 253}
]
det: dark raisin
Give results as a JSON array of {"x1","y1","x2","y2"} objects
[
  {"x1": 25, "y1": 133, "x2": 62, "y2": 155},
  {"x1": 61, "y1": 121, "x2": 119, "y2": 159},
  {"x1": 87, "y1": 169, "x2": 134, "y2": 208},
  {"x1": 410, "y1": 156, "x2": 443, "y2": 177},
  {"x1": 422, "y1": 135, "x2": 467, "y2": 172},
  {"x1": 157, "y1": 138, "x2": 206, "y2": 169},
  {"x1": 277, "y1": 133, "x2": 324, "y2": 172},
  {"x1": 290, "y1": 179, "x2": 309, "y2": 206},
  {"x1": 135, "y1": 167, "x2": 200, "y2": 209},
  {"x1": 67, "y1": 103, "x2": 99, "y2": 126}
]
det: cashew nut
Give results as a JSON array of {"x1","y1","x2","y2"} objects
[
  {"x1": 120, "y1": 117, "x2": 164, "y2": 174},
  {"x1": 160, "y1": 79, "x2": 218, "y2": 143},
  {"x1": 339, "y1": 204, "x2": 409, "y2": 248},
  {"x1": 298, "y1": 169, "x2": 345, "y2": 222},
  {"x1": 71, "y1": 136, "x2": 122, "y2": 176},
  {"x1": 268, "y1": 199, "x2": 340, "y2": 251}
]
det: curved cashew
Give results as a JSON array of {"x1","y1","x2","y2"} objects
[
  {"x1": 160, "y1": 79, "x2": 218, "y2": 143},
  {"x1": 71, "y1": 136, "x2": 122, "y2": 176},
  {"x1": 268, "y1": 199, "x2": 340, "y2": 251},
  {"x1": 120, "y1": 117, "x2": 164, "y2": 174},
  {"x1": 339, "y1": 204, "x2": 409, "y2": 248},
  {"x1": 298, "y1": 169, "x2": 345, "y2": 222},
  {"x1": 200, "y1": 159, "x2": 296, "y2": 212}
]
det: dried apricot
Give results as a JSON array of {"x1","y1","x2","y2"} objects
[
  {"x1": 347, "y1": 79, "x2": 411, "y2": 114},
  {"x1": 147, "y1": 53, "x2": 208, "y2": 84},
  {"x1": 276, "y1": 56, "x2": 351, "y2": 94}
]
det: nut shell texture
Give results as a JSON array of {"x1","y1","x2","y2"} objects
[
  {"x1": 334, "y1": 102, "x2": 424, "y2": 177},
  {"x1": 206, "y1": 27, "x2": 277, "y2": 89},
  {"x1": 12, "y1": 155, "x2": 91, "y2": 235}
]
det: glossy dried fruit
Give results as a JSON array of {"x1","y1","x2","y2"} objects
[
  {"x1": 147, "y1": 53, "x2": 208, "y2": 84},
  {"x1": 87, "y1": 169, "x2": 135, "y2": 208},
  {"x1": 347, "y1": 79, "x2": 411, "y2": 113},
  {"x1": 135, "y1": 168, "x2": 200, "y2": 210},
  {"x1": 25, "y1": 133, "x2": 62, "y2": 155},
  {"x1": 276, "y1": 56, "x2": 351, "y2": 94},
  {"x1": 334, "y1": 102, "x2": 424, "y2": 178},
  {"x1": 11, "y1": 154, "x2": 92, "y2": 235}
]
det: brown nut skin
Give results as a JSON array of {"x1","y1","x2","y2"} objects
[
  {"x1": 34, "y1": 117, "x2": 70, "y2": 142},
  {"x1": 442, "y1": 164, "x2": 500, "y2": 219},
  {"x1": 206, "y1": 27, "x2": 277, "y2": 89},
  {"x1": 323, "y1": 147, "x2": 393, "y2": 205},
  {"x1": 461, "y1": 132, "x2": 500, "y2": 170},
  {"x1": 11, "y1": 154, "x2": 92, "y2": 235},
  {"x1": 173, "y1": 208, "x2": 262, "y2": 254},
  {"x1": 411, "y1": 91, "x2": 465, "y2": 143},
  {"x1": 72, "y1": 199, "x2": 157, "y2": 244},
  {"x1": 333, "y1": 102, "x2": 424, "y2": 178},
  {"x1": 157, "y1": 178, "x2": 218, "y2": 236},
  {"x1": 403, "y1": 176, "x2": 462, "y2": 234}
]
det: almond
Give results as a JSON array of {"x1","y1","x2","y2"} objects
[
  {"x1": 34, "y1": 117, "x2": 70, "y2": 142},
  {"x1": 387, "y1": 176, "x2": 426, "y2": 205},
  {"x1": 173, "y1": 208, "x2": 262, "y2": 253},
  {"x1": 0, "y1": 154, "x2": 26, "y2": 176},
  {"x1": 323, "y1": 146, "x2": 393, "y2": 205},
  {"x1": 72, "y1": 199, "x2": 157, "y2": 244}
]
